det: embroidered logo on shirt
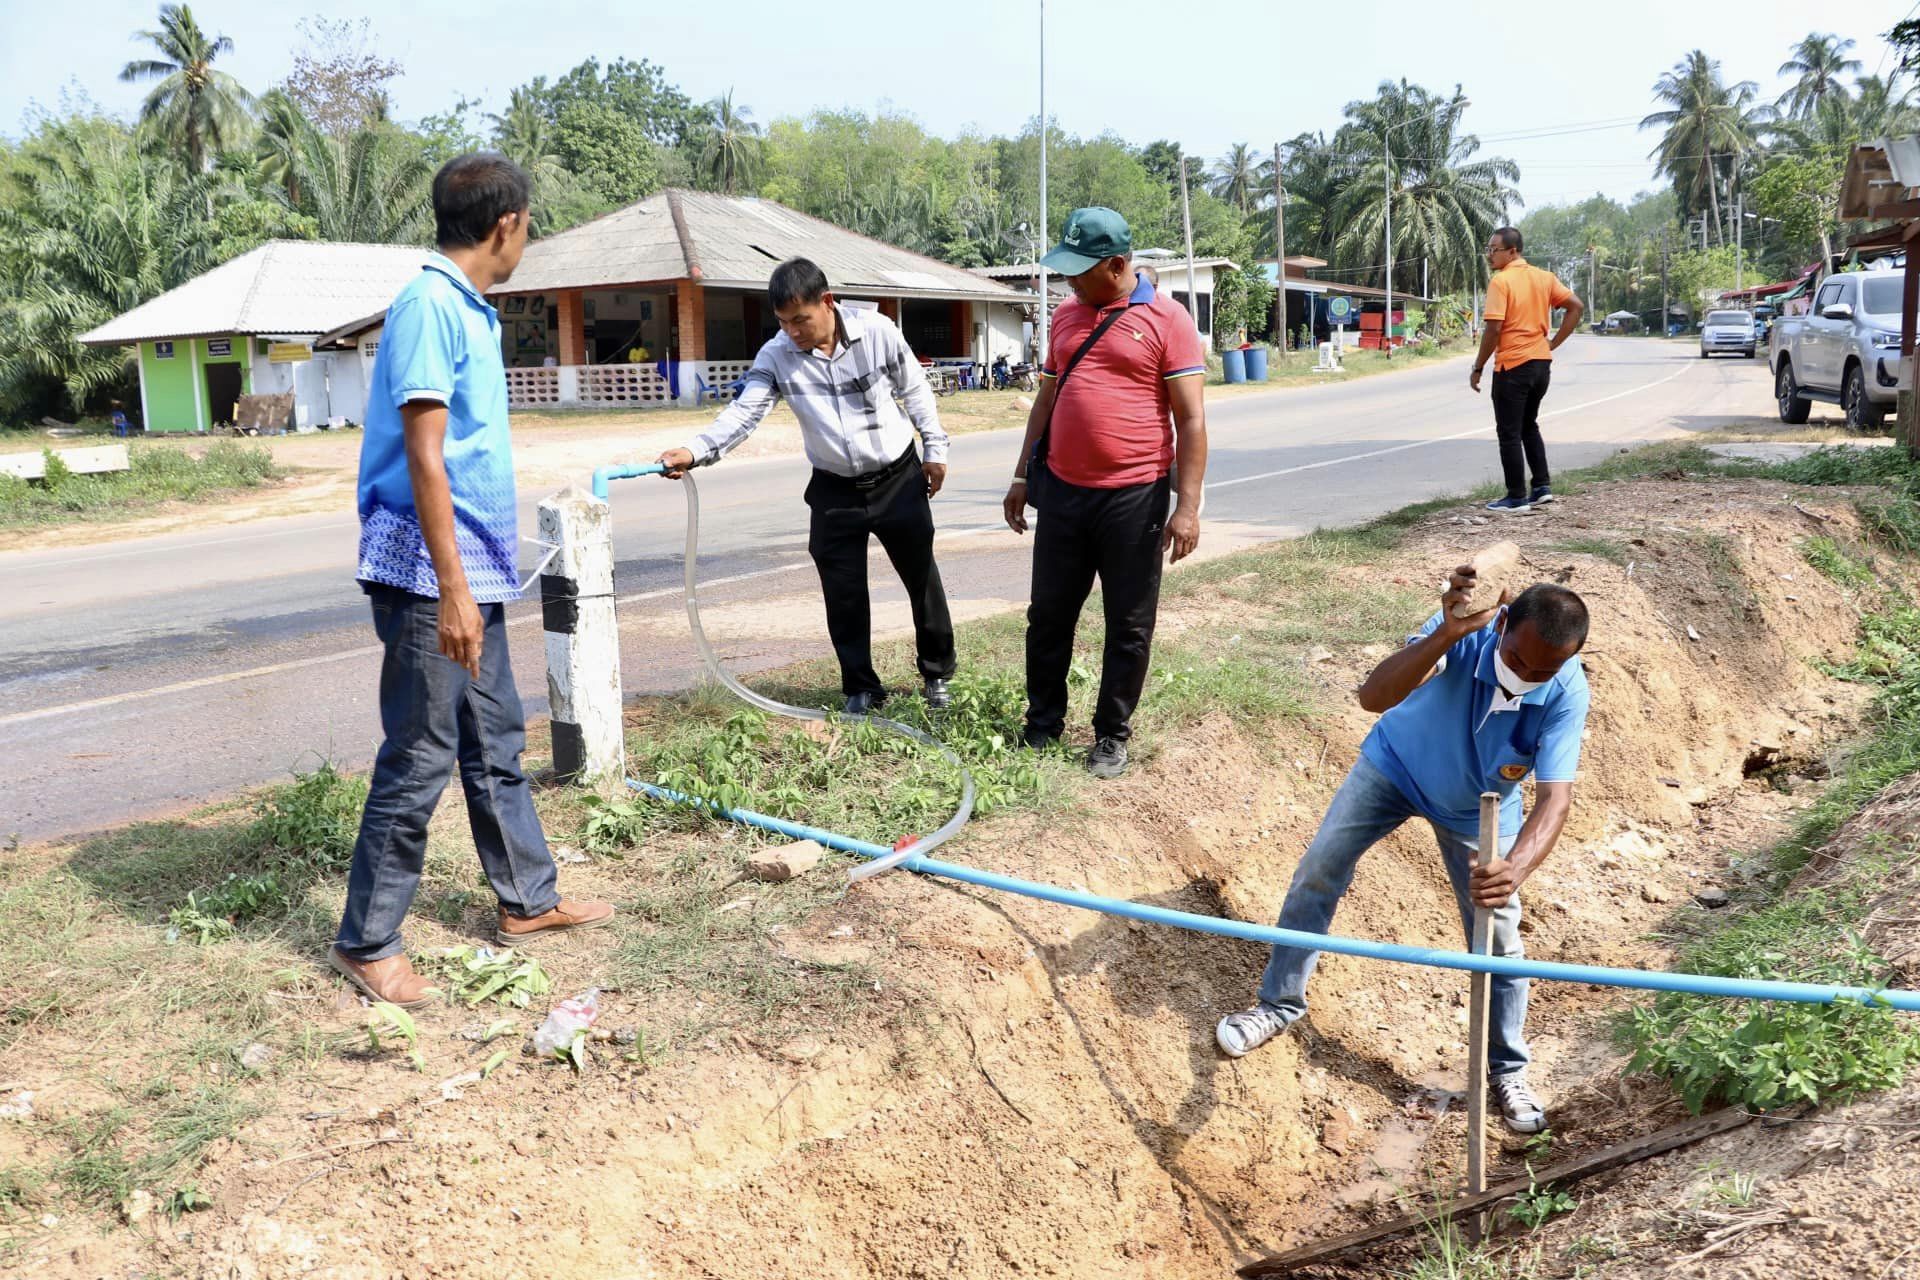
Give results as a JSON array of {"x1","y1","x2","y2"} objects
[
  {"x1": 1499, "y1": 763, "x2": 1529, "y2": 781},
  {"x1": 1127, "y1": 327, "x2": 1145, "y2": 341}
]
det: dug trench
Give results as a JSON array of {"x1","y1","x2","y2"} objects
[{"x1": 4, "y1": 458, "x2": 1916, "y2": 1278}]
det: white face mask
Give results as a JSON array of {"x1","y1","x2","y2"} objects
[{"x1": 1493, "y1": 646, "x2": 1548, "y2": 696}]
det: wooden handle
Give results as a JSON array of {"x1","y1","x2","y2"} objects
[{"x1": 1466, "y1": 791, "x2": 1499, "y2": 1206}]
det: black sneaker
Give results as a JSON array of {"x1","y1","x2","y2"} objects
[
  {"x1": 1529, "y1": 486, "x2": 1556, "y2": 506},
  {"x1": 843, "y1": 690, "x2": 887, "y2": 716},
  {"x1": 921, "y1": 678, "x2": 952, "y2": 709},
  {"x1": 1087, "y1": 736, "x2": 1129, "y2": 779},
  {"x1": 1021, "y1": 726, "x2": 1058, "y2": 751}
]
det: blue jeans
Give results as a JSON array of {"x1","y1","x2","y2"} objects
[
  {"x1": 335, "y1": 586, "x2": 560, "y2": 961},
  {"x1": 1257, "y1": 754, "x2": 1532, "y2": 1076}
]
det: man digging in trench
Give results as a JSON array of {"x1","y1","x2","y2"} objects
[{"x1": 1216, "y1": 566, "x2": 1591, "y2": 1134}]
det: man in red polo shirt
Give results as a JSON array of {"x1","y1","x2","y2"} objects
[{"x1": 1002, "y1": 207, "x2": 1209, "y2": 778}]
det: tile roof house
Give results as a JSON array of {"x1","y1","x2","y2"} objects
[
  {"x1": 80, "y1": 241, "x2": 433, "y2": 432},
  {"x1": 481, "y1": 189, "x2": 1032, "y2": 408}
]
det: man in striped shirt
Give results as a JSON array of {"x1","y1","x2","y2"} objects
[{"x1": 658, "y1": 258, "x2": 956, "y2": 714}]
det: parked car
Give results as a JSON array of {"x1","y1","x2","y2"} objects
[
  {"x1": 1699, "y1": 309, "x2": 1757, "y2": 358},
  {"x1": 1769, "y1": 268, "x2": 1907, "y2": 430}
]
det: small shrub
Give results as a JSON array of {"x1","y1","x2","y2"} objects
[
  {"x1": 249, "y1": 763, "x2": 368, "y2": 874},
  {"x1": 166, "y1": 872, "x2": 288, "y2": 944}
]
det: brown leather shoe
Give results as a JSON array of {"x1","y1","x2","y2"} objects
[
  {"x1": 327, "y1": 948, "x2": 439, "y2": 1009},
  {"x1": 496, "y1": 898, "x2": 615, "y2": 945}
]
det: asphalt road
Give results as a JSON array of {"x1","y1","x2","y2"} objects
[{"x1": 0, "y1": 338, "x2": 1776, "y2": 841}]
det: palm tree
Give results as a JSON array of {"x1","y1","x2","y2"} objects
[
  {"x1": 1330, "y1": 83, "x2": 1520, "y2": 296},
  {"x1": 0, "y1": 119, "x2": 220, "y2": 409},
  {"x1": 118, "y1": 3, "x2": 255, "y2": 174},
  {"x1": 1777, "y1": 33, "x2": 1862, "y2": 119},
  {"x1": 285, "y1": 126, "x2": 433, "y2": 244},
  {"x1": 256, "y1": 89, "x2": 317, "y2": 205},
  {"x1": 1274, "y1": 131, "x2": 1342, "y2": 264},
  {"x1": 698, "y1": 91, "x2": 763, "y2": 195},
  {"x1": 1641, "y1": 52, "x2": 1774, "y2": 247},
  {"x1": 1209, "y1": 143, "x2": 1258, "y2": 213}
]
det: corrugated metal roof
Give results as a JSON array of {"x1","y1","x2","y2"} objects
[
  {"x1": 80, "y1": 240, "x2": 433, "y2": 346},
  {"x1": 500, "y1": 189, "x2": 1023, "y2": 303}
]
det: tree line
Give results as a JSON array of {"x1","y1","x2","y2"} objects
[
  {"x1": 1522, "y1": 30, "x2": 1917, "y2": 324},
  {"x1": 2, "y1": 4, "x2": 1913, "y2": 425}
]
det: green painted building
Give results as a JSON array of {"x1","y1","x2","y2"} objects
[{"x1": 81, "y1": 241, "x2": 432, "y2": 433}]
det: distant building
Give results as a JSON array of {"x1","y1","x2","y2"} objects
[
  {"x1": 322, "y1": 189, "x2": 1031, "y2": 409},
  {"x1": 80, "y1": 241, "x2": 432, "y2": 432}
]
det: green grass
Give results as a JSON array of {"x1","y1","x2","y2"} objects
[
  {"x1": 1621, "y1": 542, "x2": 1920, "y2": 1111},
  {"x1": 1802, "y1": 536, "x2": 1877, "y2": 589},
  {"x1": 0, "y1": 440, "x2": 282, "y2": 529}
]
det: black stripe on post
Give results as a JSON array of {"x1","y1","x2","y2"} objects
[
  {"x1": 541, "y1": 573, "x2": 579, "y2": 634},
  {"x1": 551, "y1": 719, "x2": 585, "y2": 783}
]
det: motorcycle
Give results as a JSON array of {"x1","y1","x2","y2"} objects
[{"x1": 992, "y1": 356, "x2": 1037, "y2": 392}]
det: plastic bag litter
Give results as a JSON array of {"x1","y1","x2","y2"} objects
[{"x1": 531, "y1": 989, "x2": 600, "y2": 1057}]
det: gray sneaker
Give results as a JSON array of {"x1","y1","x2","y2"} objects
[
  {"x1": 1216, "y1": 1005, "x2": 1290, "y2": 1058},
  {"x1": 1491, "y1": 1072, "x2": 1547, "y2": 1133},
  {"x1": 1087, "y1": 736, "x2": 1128, "y2": 779}
]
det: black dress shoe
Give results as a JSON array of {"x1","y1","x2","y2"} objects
[
  {"x1": 843, "y1": 690, "x2": 888, "y2": 716},
  {"x1": 922, "y1": 678, "x2": 952, "y2": 709},
  {"x1": 1021, "y1": 726, "x2": 1058, "y2": 751}
]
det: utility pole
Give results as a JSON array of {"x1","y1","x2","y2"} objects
[
  {"x1": 1272, "y1": 141, "x2": 1289, "y2": 360},
  {"x1": 1384, "y1": 129, "x2": 1394, "y2": 360},
  {"x1": 1661, "y1": 227, "x2": 1670, "y2": 339},
  {"x1": 1589, "y1": 250, "x2": 1596, "y2": 327},
  {"x1": 1735, "y1": 193, "x2": 1744, "y2": 294},
  {"x1": 1036, "y1": 0, "x2": 1048, "y2": 366},
  {"x1": 1179, "y1": 155, "x2": 1199, "y2": 328}
]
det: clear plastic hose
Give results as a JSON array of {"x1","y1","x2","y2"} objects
[{"x1": 674, "y1": 469, "x2": 974, "y2": 883}]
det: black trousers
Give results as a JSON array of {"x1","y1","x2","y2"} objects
[
  {"x1": 805, "y1": 446, "x2": 956, "y2": 698},
  {"x1": 1025, "y1": 473, "x2": 1171, "y2": 742},
  {"x1": 1491, "y1": 358, "x2": 1553, "y2": 499}
]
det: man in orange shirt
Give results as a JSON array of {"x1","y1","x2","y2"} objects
[{"x1": 1471, "y1": 227, "x2": 1585, "y2": 513}]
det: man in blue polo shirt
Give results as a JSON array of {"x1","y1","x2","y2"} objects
[
  {"x1": 1216, "y1": 568, "x2": 1591, "y2": 1134},
  {"x1": 332, "y1": 153, "x2": 612, "y2": 1009}
]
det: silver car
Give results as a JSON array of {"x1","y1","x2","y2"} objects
[{"x1": 1700, "y1": 309, "x2": 1757, "y2": 358}]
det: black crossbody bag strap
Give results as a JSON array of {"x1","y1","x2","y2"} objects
[{"x1": 1029, "y1": 304, "x2": 1131, "y2": 483}]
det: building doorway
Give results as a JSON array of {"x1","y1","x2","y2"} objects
[{"x1": 204, "y1": 363, "x2": 242, "y2": 427}]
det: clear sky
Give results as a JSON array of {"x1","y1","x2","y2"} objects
[{"x1": 0, "y1": 0, "x2": 1906, "y2": 212}]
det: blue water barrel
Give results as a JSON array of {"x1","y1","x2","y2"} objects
[
  {"x1": 1222, "y1": 348, "x2": 1246, "y2": 383},
  {"x1": 1243, "y1": 346, "x2": 1269, "y2": 381}
]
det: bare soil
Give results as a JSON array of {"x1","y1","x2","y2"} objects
[{"x1": 4, "y1": 473, "x2": 1914, "y2": 1279}]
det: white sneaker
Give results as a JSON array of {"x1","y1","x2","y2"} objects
[
  {"x1": 1491, "y1": 1072, "x2": 1547, "y2": 1133},
  {"x1": 1216, "y1": 1005, "x2": 1290, "y2": 1058}
]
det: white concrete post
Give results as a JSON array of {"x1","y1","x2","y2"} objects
[{"x1": 538, "y1": 487, "x2": 624, "y2": 790}]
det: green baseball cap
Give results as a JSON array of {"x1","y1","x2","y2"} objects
[{"x1": 1040, "y1": 206, "x2": 1132, "y2": 276}]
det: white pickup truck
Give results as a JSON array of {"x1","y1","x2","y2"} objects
[{"x1": 1768, "y1": 267, "x2": 1907, "y2": 430}]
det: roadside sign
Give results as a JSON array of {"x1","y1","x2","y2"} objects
[
  {"x1": 1327, "y1": 297, "x2": 1352, "y2": 321},
  {"x1": 268, "y1": 342, "x2": 312, "y2": 364}
]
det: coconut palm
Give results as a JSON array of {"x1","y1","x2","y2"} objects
[
  {"x1": 1777, "y1": 33, "x2": 1862, "y2": 119},
  {"x1": 1330, "y1": 83, "x2": 1520, "y2": 296},
  {"x1": 1641, "y1": 51, "x2": 1774, "y2": 247},
  {"x1": 256, "y1": 89, "x2": 317, "y2": 205},
  {"x1": 1209, "y1": 142, "x2": 1259, "y2": 213},
  {"x1": 118, "y1": 3, "x2": 255, "y2": 174},
  {"x1": 698, "y1": 91, "x2": 763, "y2": 195}
]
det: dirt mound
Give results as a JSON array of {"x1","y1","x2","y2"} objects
[{"x1": 6, "y1": 476, "x2": 1900, "y2": 1279}]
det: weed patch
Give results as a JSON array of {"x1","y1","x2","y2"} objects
[{"x1": 0, "y1": 441, "x2": 281, "y2": 529}]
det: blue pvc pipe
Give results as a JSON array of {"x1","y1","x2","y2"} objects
[
  {"x1": 592, "y1": 462, "x2": 667, "y2": 501},
  {"x1": 629, "y1": 778, "x2": 1920, "y2": 1012}
]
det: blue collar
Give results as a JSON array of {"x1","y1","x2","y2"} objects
[
  {"x1": 1128, "y1": 270, "x2": 1155, "y2": 305},
  {"x1": 423, "y1": 252, "x2": 494, "y2": 312}
]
